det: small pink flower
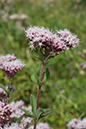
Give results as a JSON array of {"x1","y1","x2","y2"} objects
[
  {"x1": 1, "y1": 59, "x2": 25, "y2": 81},
  {"x1": 0, "y1": 54, "x2": 16, "y2": 68},
  {"x1": 4, "y1": 123, "x2": 22, "y2": 129},
  {"x1": 25, "y1": 26, "x2": 79, "y2": 59},
  {"x1": 29, "y1": 122, "x2": 51, "y2": 129},
  {"x1": 0, "y1": 101, "x2": 12, "y2": 127}
]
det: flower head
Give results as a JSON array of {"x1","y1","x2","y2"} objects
[
  {"x1": 67, "y1": 118, "x2": 86, "y2": 129},
  {"x1": 3, "y1": 123, "x2": 22, "y2": 129},
  {"x1": 0, "y1": 54, "x2": 16, "y2": 68},
  {"x1": 1, "y1": 59, "x2": 25, "y2": 81},
  {"x1": 10, "y1": 103, "x2": 32, "y2": 128},
  {"x1": 0, "y1": 101, "x2": 12, "y2": 127},
  {"x1": 25, "y1": 26, "x2": 79, "y2": 60},
  {"x1": 57, "y1": 29, "x2": 79, "y2": 49}
]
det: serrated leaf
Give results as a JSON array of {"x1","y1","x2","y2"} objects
[
  {"x1": 0, "y1": 83, "x2": 9, "y2": 95},
  {"x1": 19, "y1": 108, "x2": 34, "y2": 118},
  {"x1": 42, "y1": 68, "x2": 50, "y2": 82},
  {"x1": 30, "y1": 94, "x2": 37, "y2": 114},
  {"x1": 31, "y1": 73, "x2": 39, "y2": 83}
]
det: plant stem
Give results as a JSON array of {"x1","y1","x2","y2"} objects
[
  {"x1": 34, "y1": 121, "x2": 37, "y2": 129},
  {"x1": 36, "y1": 61, "x2": 44, "y2": 109},
  {"x1": 7, "y1": 80, "x2": 10, "y2": 104},
  {"x1": 34, "y1": 61, "x2": 44, "y2": 129}
]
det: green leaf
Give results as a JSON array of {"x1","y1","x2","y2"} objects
[
  {"x1": 31, "y1": 72, "x2": 39, "y2": 83},
  {"x1": 17, "y1": 114, "x2": 25, "y2": 123},
  {"x1": 36, "y1": 108, "x2": 44, "y2": 120},
  {"x1": 42, "y1": 68, "x2": 50, "y2": 82},
  {"x1": 19, "y1": 108, "x2": 34, "y2": 118},
  {"x1": 0, "y1": 83, "x2": 9, "y2": 95},
  {"x1": 30, "y1": 94, "x2": 37, "y2": 114},
  {"x1": 2, "y1": 77, "x2": 9, "y2": 84},
  {"x1": 39, "y1": 111, "x2": 55, "y2": 119}
]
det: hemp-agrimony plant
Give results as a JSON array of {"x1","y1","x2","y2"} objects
[
  {"x1": 24, "y1": 26, "x2": 79, "y2": 129},
  {"x1": 0, "y1": 26, "x2": 79, "y2": 129}
]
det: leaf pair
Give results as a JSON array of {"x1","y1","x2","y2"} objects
[
  {"x1": 31, "y1": 68, "x2": 50, "y2": 86},
  {"x1": 18, "y1": 94, "x2": 54, "y2": 122}
]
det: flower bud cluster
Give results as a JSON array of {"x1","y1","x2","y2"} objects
[
  {"x1": 0, "y1": 101, "x2": 12, "y2": 127},
  {"x1": 25, "y1": 26, "x2": 79, "y2": 58},
  {"x1": 67, "y1": 118, "x2": 86, "y2": 129},
  {"x1": 0, "y1": 54, "x2": 25, "y2": 81}
]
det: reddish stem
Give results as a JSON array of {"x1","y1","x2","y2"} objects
[
  {"x1": 34, "y1": 121, "x2": 37, "y2": 129},
  {"x1": 36, "y1": 62, "x2": 44, "y2": 109},
  {"x1": 34, "y1": 62, "x2": 44, "y2": 129}
]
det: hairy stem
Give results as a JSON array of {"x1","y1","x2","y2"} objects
[{"x1": 34, "y1": 61, "x2": 44, "y2": 129}]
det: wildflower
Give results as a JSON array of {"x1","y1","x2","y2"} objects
[
  {"x1": 57, "y1": 29, "x2": 79, "y2": 49},
  {"x1": 25, "y1": 26, "x2": 79, "y2": 59},
  {"x1": 67, "y1": 118, "x2": 86, "y2": 129},
  {"x1": 0, "y1": 101, "x2": 12, "y2": 127},
  {"x1": 3, "y1": 123, "x2": 22, "y2": 129},
  {"x1": 11, "y1": 105, "x2": 32, "y2": 128},
  {"x1": 1, "y1": 59, "x2": 25, "y2": 81},
  {"x1": 10, "y1": 100, "x2": 24, "y2": 111},
  {"x1": 0, "y1": 54, "x2": 16, "y2": 68},
  {"x1": 67, "y1": 118, "x2": 78, "y2": 129},
  {"x1": 29, "y1": 122, "x2": 51, "y2": 129}
]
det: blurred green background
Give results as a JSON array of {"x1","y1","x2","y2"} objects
[{"x1": 0, "y1": 0, "x2": 86, "y2": 128}]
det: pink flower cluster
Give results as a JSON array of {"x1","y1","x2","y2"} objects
[
  {"x1": 1, "y1": 123, "x2": 22, "y2": 129},
  {"x1": 0, "y1": 101, "x2": 12, "y2": 127},
  {"x1": 25, "y1": 26, "x2": 79, "y2": 58},
  {"x1": 67, "y1": 118, "x2": 86, "y2": 129},
  {"x1": 10, "y1": 100, "x2": 33, "y2": 128},
  {"x1": 0, "y1": 54, "x2": 16, "y2": 68},
  {"x1": 29, "y1": 122, "x2": 51, "y2": 129},
  {"x1": 0, "y1": 54, "x2": 25, "y2": 81}
]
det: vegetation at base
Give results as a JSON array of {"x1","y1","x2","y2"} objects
[{"x1": 0, "y1": 0, "x2": 86, "y2": 128}]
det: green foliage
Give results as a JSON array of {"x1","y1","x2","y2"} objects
[
  {"x1": 31, "y1": 73, "x2": 39, "y2": 84},
  {"x1": 0, "y1": 83, "x2": 9, "y2": 95},
  {"x1": 30, "y1": 94, "x2": 37, "y2": 114},
  {"x1": 43, "y1": 68, "x2": 50, "y2": 82}
]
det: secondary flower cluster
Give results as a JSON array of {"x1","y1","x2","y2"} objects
[
  {"x1": 29, "y1": 122, "x2": 51, "y2": 129},
  {"x1": 25, "y1": 26, "x2": 79, "y2": 58},
  {"x1": 0, "y1": 54, "x2": 25, "y2": 81},
  {"x1": 0, "y1": 122, "x2": 51, "y2": 129},
  {"x1": 0, "y1": 101, "x2": 12, "y2": 127},
  {"x1": 67, "y1": 118, "x2": 86, "y2": 129},
  {"x1": 0, "y1": 99, "x2": 51, "y2": 129}
]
